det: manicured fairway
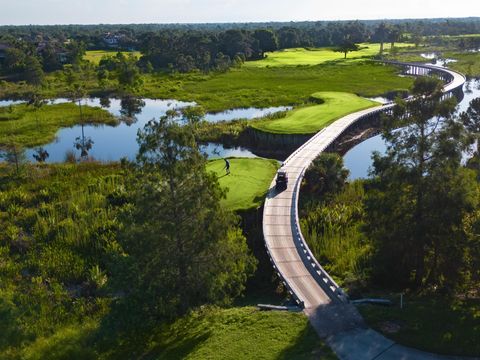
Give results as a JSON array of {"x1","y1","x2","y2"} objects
[
  {"x1": 207, "y1": 158, "x2": 279, "y2": 211},
  {"x1": 0, "y1": 103, "x2": 117, "y2": 147},
  {"x1": 84, "y1": 50, "x2": 141, "y2": 65},
  {"x1": 245, "y1": 43, "x2": 414, "y2": 68},
  {"x1": 251, "y1": 92, "x2": 379, "y2": 134}
]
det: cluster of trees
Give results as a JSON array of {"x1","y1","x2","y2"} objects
[
  {"x1": 0, "y1": 36, "x2": 85, "y2": 82},
  {"x1": 97, "y1": 52, "x2": 142, "y2": 91},
  {"x1": 365, "y1": 78, "x2": 480, "y2": 292},
  {"x1": 302, "y1": 77, "x2": 480, "y2": 295},
  {"x1": 137, "y1": 29, "x2": 279, "y2": 73}
]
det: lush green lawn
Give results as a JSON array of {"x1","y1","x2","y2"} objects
[
  {"x1": 251, "y1": 92, "x2": 379, "y2": 134},
  {"x1": 84, "y1": 50, "x2": 141, "y2": 65},
  {"x1": 146, "y1": 307, "x2": 336, "y2": 360},
  {"x1": 207, "y1": 158, "x2": 279, "y2": 211},
  {"x1": 245, "y1": 43, "x2": 414, "y2": 68},
  {"x1": 0, "y1": 103, "x2": 117, "y2": 148},
  {"x1": 17, "y1": 307, "x2": 336, "y2": 360},
  {"x1": 358, "y1": 296, "x2": 480, "y2": 356}
]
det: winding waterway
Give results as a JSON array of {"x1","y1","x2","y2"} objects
[
  {"x1": 344, "y1": 79, "x2": 480, "y2": 179},
  {"x1": 1, "y1": 97, "x2": 289, "y2": 162}
]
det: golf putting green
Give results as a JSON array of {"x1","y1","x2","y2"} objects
[{"x1": 207, "y1": 157, "x2": 279, "y2": 211}]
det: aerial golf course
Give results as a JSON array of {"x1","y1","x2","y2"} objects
[{"x1": 3, "y1": 28, "x2": 480, "y2": 358}]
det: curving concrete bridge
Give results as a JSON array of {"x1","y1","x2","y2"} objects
[{"x1": 262, "y1": 62, "x2": 469, "y2": 359}]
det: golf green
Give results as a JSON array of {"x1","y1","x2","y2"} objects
[
  {"x1": 207, "y1": 158, "x2": 279, "y2": 211},
  {"x1": 251, "y1": 91, "x2": 380, "y2": 134}
]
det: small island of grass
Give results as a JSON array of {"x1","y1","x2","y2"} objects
[
  {"x1": 251, "y1": 92, "x2": 379, "y2": 135},
  {"x1": 0, "y1": 102, "x2": 118, "y2": 148}
]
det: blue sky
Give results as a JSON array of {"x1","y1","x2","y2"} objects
[{"x1": 0, "y1": 0, "x2": 478, "y2": 25}]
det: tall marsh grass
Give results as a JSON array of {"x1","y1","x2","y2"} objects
[{"x1": 300, "y1": 181, "x2": 372, "y2": 287}]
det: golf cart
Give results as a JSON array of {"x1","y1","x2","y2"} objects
[{"x1": 275, "y1": 170, "x2": 288, "y2": 191}]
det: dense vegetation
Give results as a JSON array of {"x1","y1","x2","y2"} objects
[{"x1": 0, "y1": 110, "x2": 269, "y2": 357}]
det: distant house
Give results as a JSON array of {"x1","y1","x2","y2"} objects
[{"x1": 103, "y1": 33, "x2": 123, "y2": 48}]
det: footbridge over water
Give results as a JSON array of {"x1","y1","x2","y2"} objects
[{"x1": 262, "y1": 62, "x2": 467, "y2": 359}]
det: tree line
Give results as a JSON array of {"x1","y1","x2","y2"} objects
[{"x1": 2, "y1": 18, "x2": 480, "y2": 79}]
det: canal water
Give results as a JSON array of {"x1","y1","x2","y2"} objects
[{"x1": 344, "y1": 79, "x2": 480, "y2": 179}]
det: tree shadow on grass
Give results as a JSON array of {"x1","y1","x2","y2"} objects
[
  {"x1": 144, "y1": 331, "x2": 211, "y2": 360},
  {"x1": 142, "y1": 312, "x2": 214, "y2": 360},
  {"x1": 277, "y1": 322, "x2": 337, "y2": 360}
]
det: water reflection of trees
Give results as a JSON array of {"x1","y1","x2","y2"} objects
[
  {"x1": 119, "y1": 95, "x2": 145, "y2": 126},
  {"x1": 33, "y1": 147, "x2": 49, "y2": 162},
  {"x1": 74, "y1": 124, "x2": 94, "y2": 160},
  {"x1": 99, "y1": 96, "x2": 111, "y2": 109}
]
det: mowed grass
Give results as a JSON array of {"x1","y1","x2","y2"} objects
[
  {"x1": 251, "y1": 92, "x2": 379, "y2": 134},
  {"x1": 358, "y1": 296, "x2": 480, "y2": 356},
  {"x1": 17, "y1": 307, "x2": 336, "y2": 360},
  {"x1": 245, "y1": 43, "x2": 414, "y2": 68},
  {"x1": 0, "y1": 103, "x2": 118, "y2": 147},
  {"x1": 207, "y1": 158, "x2": 279, "y2": 211},
  {"x1": 84, "y1": 50, "x2": 141, "y2": 65},
  {"x1": 146, "y1": 307, "x2": 337, "y2": 360}
]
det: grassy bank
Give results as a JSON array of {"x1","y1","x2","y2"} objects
[
  {"x1": 358, "y1": 296, "x2": 480, "y2": 357},
  {"x1": 207, "y1": 158, "x2": 279, "y2": 211},
  {"x1": 245, "y1": 43, "x2": 414, "y2": 68},
  {"x1": 445, "y1": 51, "x2": 480, "y2": 77},
  {"x1": 251, "y1": 92, "x2": 379, "y2": 135},
  {"x1": 0, "y1": 103, "x2": 118, "y2": 148},
  {"x1": 16, "y1": 307, "x2": 336, "y2": 360}
]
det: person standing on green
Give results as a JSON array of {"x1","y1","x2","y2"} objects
[{"x1": 224, "y1": 158, "x2": 230, "y2": 175}]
